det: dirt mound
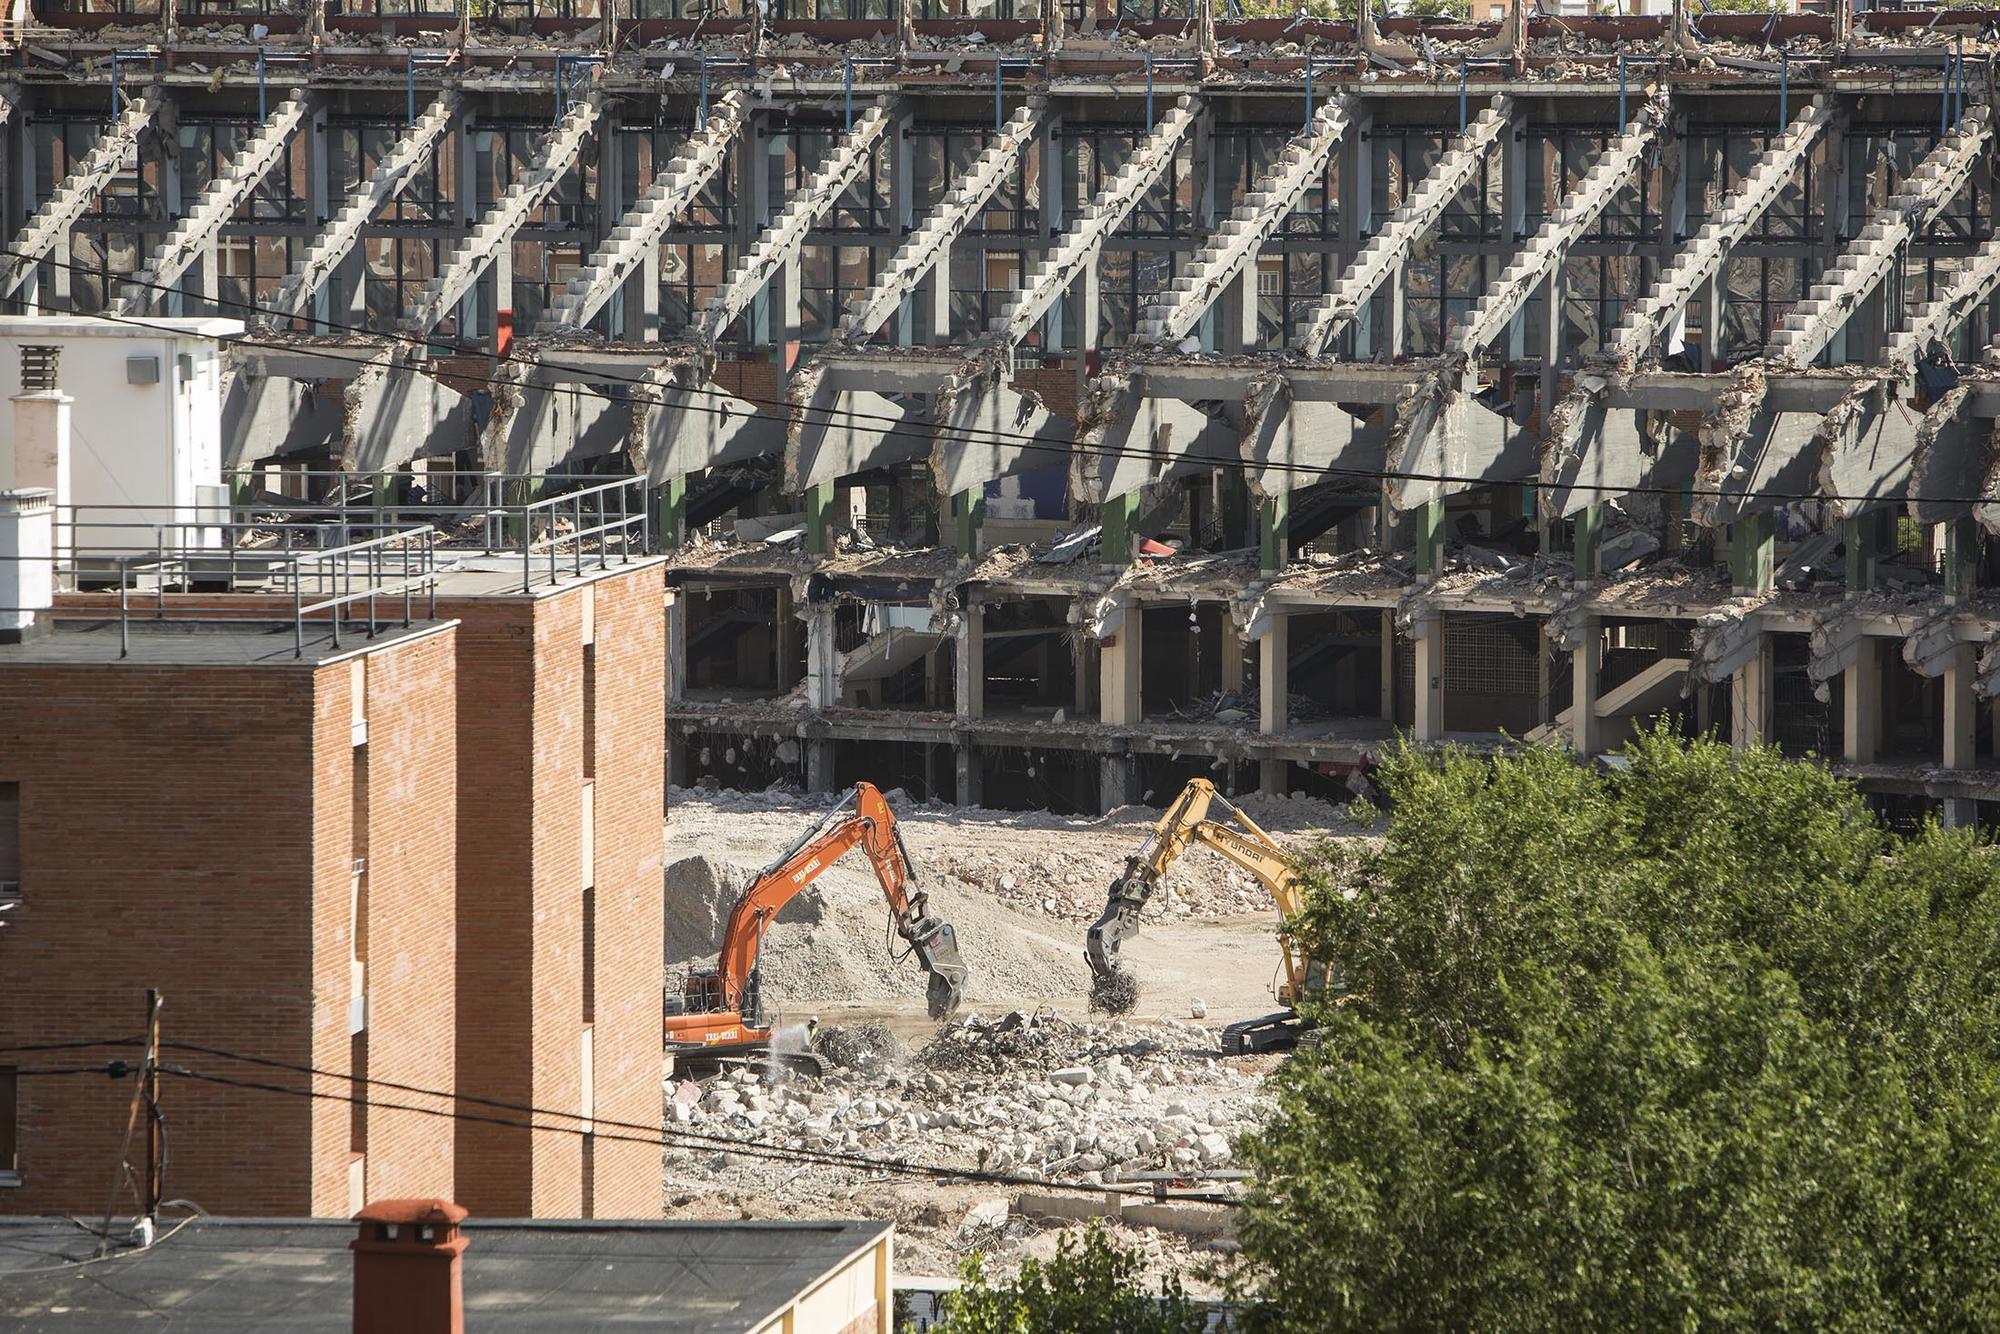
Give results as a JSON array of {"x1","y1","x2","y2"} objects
[
  {"x1": 663, "y1": 853, "x2": 1091, "y2": 1013},
  {"x1": 663, "y1": 854, "x2": 824, "y2": 965}
]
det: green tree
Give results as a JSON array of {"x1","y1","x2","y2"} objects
[
  {"x1": 921, "y1": 1225, "x2": 1212, "y2": 1334},
  {"x1": 1232, "y1": 730, "x2": 2000, "y2": 1331}
]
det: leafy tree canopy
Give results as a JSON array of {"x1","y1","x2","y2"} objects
[
  {"x1": 922, "y1": 1224, "x2": 1211, "y2": 1334},
  {"x1": 1235, "y1": 729, "x2": 2000, "y2": 1332}
]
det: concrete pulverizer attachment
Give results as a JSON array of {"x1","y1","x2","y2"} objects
[
  {"x1": 546, "y1": 90, "x2": 747, "y2": 333},
  {"x1": 402, "y1": 92, "x2": 606, "y2": 336},
  {"x1": 111, "y1": 95, "x2": 315, "y2": 315},
  {"x1": 1134, "y1": 95, "x2": 1357, "y2": 346},
  {"x1": 267, "y1": 91, "x2": 463, "y2": 324},
  {"x1": 1299, "y1": 94, "x2": 1514, "y2": 358}
]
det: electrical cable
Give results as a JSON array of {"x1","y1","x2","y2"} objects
[
  {"x1": 0, "y1": 1036, "x2": 143, "y2": 1054},
  {"x1": 3, "y1": 246, "x2": 1976, "y2": 507},
  {"x1": 155, "y1": 1060, "x2": 1241, "y2": 1204}
]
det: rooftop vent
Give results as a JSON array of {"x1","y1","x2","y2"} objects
[{"x1": 19, "y1": 345, "x2": 58, "y2": 393}]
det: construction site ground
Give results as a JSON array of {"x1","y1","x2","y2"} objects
[{"x1": 659, "y1": 784, "x2": 1362, "y2": 1295}]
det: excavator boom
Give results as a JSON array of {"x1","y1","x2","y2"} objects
[
  {"x1": 1084, "y1": 779, "x2": 1320, "y2": 1050},
  {"x1": 666, "y1": 783, "x2": 969, "y2": 1071}
]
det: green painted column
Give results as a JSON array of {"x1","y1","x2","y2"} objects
[
  {"x1": 1414, "y1": 497, "x2": 1444, "y2": 576},
  {"x1": 1731, "y1": 511, "x2": 1774, "y2": 595},
  {"x1": 1573, "y1": 501, "x2": 1603, "y2": 581},
  {"x1": 1257, "y1": 492, "x2": 1290, "y2": 572},
  {"x1": 953, "y1": 488, "x2": 985, "y2": 557},
  {"x1": 1843, "y1": 513, "x2": 1875, "y2": 592},
  {"x1": 1102, "y1": 491, "x2": 1137, "y2": 566},
  {"x1": 657, "y1": 475, "x2": 687, "y2": 551},
  {"x1": 1220, "y1": 468, "x2": 1250, "y2": 551},
  {"x1": 804, "y1": 481, "x2": 835, "y2": 556}
]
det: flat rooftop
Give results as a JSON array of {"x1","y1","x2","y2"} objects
[
  {"x1": 0, "y1": 1216, "x2": 890, "y2": 1332},
  {"x1": 0, "y1": 617, "x2": 453, "y2": 668}
]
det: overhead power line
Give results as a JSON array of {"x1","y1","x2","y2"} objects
[{"x1": 0, "y1": 247, "x2": 1974, "y2": 509}]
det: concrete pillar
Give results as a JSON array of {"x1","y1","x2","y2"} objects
[
  {"x1": 1100, "y1": 603, "x2": 1143, "y2": 727},
  {"x1": 1945, "y1": 641, "x2": 1977, "y2": 771},
  {"x1": 1101, "y1": 491, "x2": 1137, "y2": 567},
  {"x1": 1574, "y1": 501, "x2": 1603, "y2": 581},
  {"x1": 1039, "y1": 112, "x2": 1067, "y2": 349},
  {"x1": 1570, "y1": 617, "x2": 1600, "y2": 756},
  {"x1": 774, "y1": 584, "x2": 799, "y2": 689},
  {"x1": 1339, "y1": 111, "x2": 1375, "y2": 356},
  {"x1": 664, "y1": 590, "x2": 686, "y2": 704},
  {"x1": 955, "y1": 743, "x2": 981, "y2": 806},
  {"x1": 1258, "y1": 492, "x2": 1289, "y2": 572},
  {"x1": 7, "y1": 390, "x2": 74, "y2": 508},
  {"x1": 1414, "y1": 497, "x2": 1445, "y2": 577},
  {"x1": 1259, "y1": 758, "x2": 1287, "y2": 797},
  {"x1": 1501, "y1": 120, "x2": 1530, "y2": 362},
  {"x1": 1731, "y1": 512, "x2": 1774, "y2": 596},
  {"x1": 1219, "y1": 615, "x2": 1245, "y2": 696},
  {"x1": 1413, "y1": 617, "x2": 1445, "y2": 742},
  {"x1": 1218, "y1": 265, "x2": 1258, "y2": 354},
  {"x1": 1844, "y1": 512, "x2": 1879, "y2": 592},
  {"x1": 953, "y1": 488, "x2": 984, "y2": 556},
  {"x1": 1099, "y1": 755, "x2": 1137, "y2": 815},
  {"x1": 1730, "y1": 634, "x2": 1772, "y2": 747},
  {"x1": 657, "y1": 474, "x2": 686, "y2": 549},
  {"x1": 1843, "y1": 637, "x2": 1878, "y2": 764},
  {"x1": 1945, "y1": 517, "x2": 1980, "y2": 601},
  {"x1": 954, "y1": 602, "x2": 984, "y2": 721},
  {"x1": 805, "y1": 480, "x2": 836, "y2": 555},
  {"x1": 1258, "y1": 611, "x2": 1289, "y2": 734},
  {"x1": 455, "y1": 118, "x2": 482, "y2": 340},
  {"x1": 804, "y1": 602, "x2": 839, "y2": 710},
  {"x1": 806, "y1": 739, "x2": 836, "y2": 793},
  {"x1": 1380, "y1": 609, "x2": 1397, "y2": 722}
]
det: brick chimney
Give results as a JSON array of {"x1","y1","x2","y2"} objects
[{"x1": 350, "y1": 1199, "x2": 469, "y2": 1334}]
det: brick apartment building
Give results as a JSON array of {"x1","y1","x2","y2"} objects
[
  {"x1": 0, "y1": 593, "x2": 461, "y2": 1216},
  {"x1": 435, "y1": 556, "x2": 668, "y2": 1218}
]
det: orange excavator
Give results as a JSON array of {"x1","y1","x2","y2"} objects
[{"x1": 664, "y1": 782, "x2": 969, "y2": 1076}]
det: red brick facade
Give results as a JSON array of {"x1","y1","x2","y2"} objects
[
  {"x1": 438, "y1": 560, "x2": 666, "y2": 1218},
  {"x1": 0, "y1": 625, "x2": 459, "y2": 1217}
]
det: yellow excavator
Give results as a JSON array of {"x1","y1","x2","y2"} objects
[{"x1": 1085, "y1": 778, "x2": 1328, "y2": 1055}]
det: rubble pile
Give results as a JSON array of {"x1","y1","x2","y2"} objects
[
  {"x1": 668, "y1": 785, "x2": 1354, "y2": 924},
  {"x1": 665, "y1": 1010, "x2": 1270, "y2": 1189}
]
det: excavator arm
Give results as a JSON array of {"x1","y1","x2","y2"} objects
[
  {"x1": 708, "y1": 782, "x2": 968, "y2": 1026},
  {"x1": 1086, "y1": 778, "x2": 1315, "y2": 1015}
]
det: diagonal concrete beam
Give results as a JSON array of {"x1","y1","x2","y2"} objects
[
  {"x1": 1766, "y1": 106, "x2": 1992, "y2": 367},
  {"x1": 113, "y1": 95, "x2": 313, "y2": 315},
  {"x1": 990, "y1": 96, "x2": 1204, "y2": 354},
  {"x1": 403, "y1": 92, "x2": 604, "y2": 336},
  {"x1": 1298, "y1": 95, "x2": 1513, "y2": 359},
  {"x1": 267, "y1": 91, "x2": 461, "y2": 325},
  {"x1": 1610, "y1": 95, "x2": 1836, "y2": 367},
  {"x1": 1135, "y1": 96, "x2": 1356, "y2": 347},
  {"x1": 696, "y1": 101, "x2": 896, "y2": 346},
  {"x1": 545, "y1": 91, "x2": 745, "y2": 334},
  {"x1": 836, "y1": 98, "x2": 1045, "y2": 345},
  {"x1": 0, "y1": 95, "x2": 161, "y2": 300}
]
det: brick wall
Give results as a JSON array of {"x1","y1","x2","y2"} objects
[
  {"x1": 0, "y1": 626, "x2": 458, "y2": 1217},
  {"x1": 584, "y1": 565, "x2": 667, "y2": 1217},
  {"x1": 441, "y1": 559, "x2": 666, "y2": 1218}
]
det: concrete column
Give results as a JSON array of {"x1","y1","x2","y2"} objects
[
  {"x1": 774, "y1": 584, "x2": 799, "y2": 689},
  {"x1": 804, "y1": 480, "x2": 836, "y2": 555},
  {"x1": 1844, "y1": 512, "x2": 1879, "y2": 592},
  {"x1": 1413, "y1": 616, "x2": 1445, "y2": 742},
  {"x1": 1038, "y1": 113, "x2": 1067, "y2": 349},
  {"x1": 1570, "y1": 617, "x2": 1600, "y2": 756},
  {"x1": 1258, "y1": 611, "x2": 1289, "y2": 734},
  {"x1": 664, "y1": 590, "x2": 686, "y2": 704},
  {"x1": 804, "y1": 602, "x2": 839, "y2": 710},
  {"x1": 955, "y1": 743, "x2": 982, "y2": 806},
  {"x1": 1102, "y1": 491, "x2": 1137, "y2": 567},
  {"x1": 953, "y1": 488, "x2": 984, "y2": 556},
  {"x1": 1574, "y1": 501, "x2": 1603, "y2": 580},
  {"x1": 1219, "y1": 615, "x2": 1245, "y2": 696},
  {"x1": 1258, "y1": 492, "x2": 1289, "y2": 572},
  {"x1": 1730, "y1": 634, "x2": 1772, "y2": 748},
  {"x1": 1339, "y1": 111, "x2": 1374, "y2": 356},
  {"x1": 1501, "y1": 120, "x2": 1529, "y2": 362},
  {"x1": 1945, "y1": 641, "x2": 1977, "y2": 771},
  {"x1": 954, "y1": 602, "x2": 985, "y2": 721},
  {"x1": 1945, "y1": 517, "x2": 1980, "y2": 601},
  {"x1": 806, "y1": 739, "x2": 836, "y2": 793},
  {"x1": 1731, "y1": 512, "x2": 1774, "y2": 596},
  {"x1": 1843, "y1": 637, "x2": 1878, "y2": 764},
  {"x1": 7, "y1": 390, "x2": 73, "y2": 507},
  {"x1": 1099, "y1": 756, "x2": 1137, "y2": 815},
  {"x1": 1100, "y1": 604, "x2": 1143, "y2": 727},
  {"x1": 456, "y1": 120, "x2": 483, "y2": 340},
  {"x1": 622, "y1": 247, "x2": 660, "y2": 342},
  {"x1": 1413, "y1": 497, "x2": 1444, "y2": 577},
  {"x1": 1380, "y1": 609, "x2": 1397, "y2": 722},
  {"x1": 1820, "y1": 118, "x2": 1850, "y2": 367},
  {"x1": 1218, "y1": 265, "x2": 1258, "y2": 355}
]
